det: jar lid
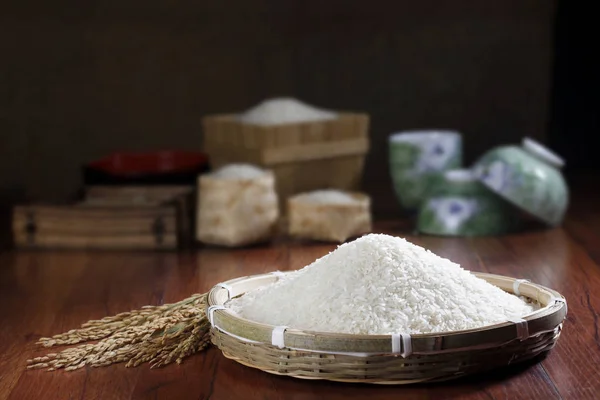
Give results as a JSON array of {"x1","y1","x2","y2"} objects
[{"x1": 522, "y1": 138, "x2": 565, "y2": 168}]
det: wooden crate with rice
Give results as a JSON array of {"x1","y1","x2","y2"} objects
[
  {"x1": 196, "y1": 166, "x2": 279, "y2": 247},
  {"x1": 287, "y1": 190, "x2": 372, "y2": 243},
  {"x1": 202, "y1": 112, "x2": 370, "y2": 203}
]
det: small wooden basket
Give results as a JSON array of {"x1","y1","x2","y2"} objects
[
  {"x1": 196, "y1": 171, "x2": 279, "y2": 247},
  {"x1": 207, "y1": 272, "x2": 567, "y2": 384},
  {"x1": 202, "y1": 113, "x2": 369, "y2": 203},
  {"x1": 288, "y1": 192, "x2": 372, "y2": 242}
]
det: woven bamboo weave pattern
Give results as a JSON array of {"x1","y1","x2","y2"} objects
[{"x1": 207, "y1": 272, "x2": 567, "y2": 384}]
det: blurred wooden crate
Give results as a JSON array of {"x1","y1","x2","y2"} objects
[
  {"x1": 84, "y1": 185, "x2": 195, "y2": 248},
  {"x1": 13, "y1": 204, "x2": 177, "y2": 250},
  {"x1": 13, "y1": 185, "x2": 196, "y2": 250},
  {"x1": 84, "y1": 185, "x2": 194, "y2": 204},
  {"x1": 202, "y1": 113, "x2": 370, "y2": 202}
]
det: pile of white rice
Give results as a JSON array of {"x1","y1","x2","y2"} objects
[
  {"x1": 238, "y1": 97, "x2": 337, "y2": 126},
  {"x1": 210, "y1": 164, "x2": 267, "y2": 180},
  {"x1": 228, "y1": 234, "x2": 538, "y2": 335},
  {"x1": 293, "y1": 189, "x2": 357, "y2": 205}
]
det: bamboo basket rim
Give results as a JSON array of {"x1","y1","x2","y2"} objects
[{"x1": 207, "y1": 271, "x2": 567, "y2": 356}]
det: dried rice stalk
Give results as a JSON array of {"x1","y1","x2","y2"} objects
[{"x1": 27, "y1": 294, "x2": 211, "y2": 371}]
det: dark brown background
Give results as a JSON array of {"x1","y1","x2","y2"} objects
[{"x1": 0, "y1": 0, "x2": 559, "y2": 215}]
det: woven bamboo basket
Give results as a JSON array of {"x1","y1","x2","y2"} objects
[
  {"x1": 195, "y1": 171, "x2": 279, "y2": 247},
  {"x1": 207, "y1": 272, "x2": 567, "y2": 384},
  {"x1": 202, "y1": 113, "x2": 369, "y2": 204},
  {"x1": 287, "y1": 192, "x2": 372, "y2": 243}
]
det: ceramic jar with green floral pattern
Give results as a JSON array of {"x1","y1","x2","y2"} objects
[
  {"x1": 389, "y1": 130, "x2": 462, "y2": 210},
  {"x1": 472, "y1": 138, "x2": 568, "y2": 226},
  {"x1": 418, "y1": 169, "x2": 521, "y2": 236}
]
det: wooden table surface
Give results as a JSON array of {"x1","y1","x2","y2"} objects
[{"x1": 1, "y1": 180, "x2": 600, "y2": 400}]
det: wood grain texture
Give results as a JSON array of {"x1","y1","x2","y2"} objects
[{"x1": 1, "y1": 184, "x2": 600, "y2": 399}]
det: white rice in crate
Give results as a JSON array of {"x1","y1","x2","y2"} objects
[
  {"x1": 210, "y1": 164, "x2": 267, "y2": 180},
  {"x1": 196, "y1": 163, "x2": 279, "y2": 247},
  {"x1": 293, "y1": 189, "x2": 357, "y2": 205},
  {"x1": 238, "y1": 97, "x2": 337, "y2": 126},
  {"x1": 228, "y1": 234, "x2": 538, "y2": 334},
  {"x1": 287, "y1": 190, "x2": 371, "y2": 243}
]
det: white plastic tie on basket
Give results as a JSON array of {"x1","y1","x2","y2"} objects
[
  {"x1": 512, "y1": 279, "x2": 530, "y2": 296},
  {"x1": 271, "y1": 326, "x2": 288, "y2": 349},
  {"x1": 270, "y1": 271, "x2": 286, "y2": 279},
  {"x1": 207, "y1": 305, "x2": 226, "y2": 327},
  {"x1": 552, "y1": 297, "x2": 568, "y2": 315},
  {"x1": 391, "y1": 333, "x2": 412, "y2": 358},
  {"x1": 216, "y1": 283, "x2": 234, "y2": 300},
  {"x1": 508, "y1": 318, "x2": 529, "y2": 340}
]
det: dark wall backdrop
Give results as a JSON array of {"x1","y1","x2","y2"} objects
[
  {"x1": 0, "y1": 0, "x2": 557, "y2": 215},
  {"x1": 549, "y1": 1, "x2": 600, "y2": 172}
]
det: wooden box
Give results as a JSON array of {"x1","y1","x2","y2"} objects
[
  {"x1": 83, "y1": 185, "x2": 196, "y2": 248},
  {"x1": 13, "y1": 185, "x2": 196, "y2": 250},
  {"x1": 202, "y1": 113, "x2": 370, "y2": 202},
  {"x1": 13, "y1": 204, "x2": 178, "y2": 250}
]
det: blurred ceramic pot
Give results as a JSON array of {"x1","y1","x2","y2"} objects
[
  {"x1": 389, "y1": 130, "x2": 462, "y2": 210},
  {"x1": 418, "y1": 169, "x2": 521, "y2": 236},
  {"x1": 472, "y1": 137, "x2": 568, "y2": 226}
]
